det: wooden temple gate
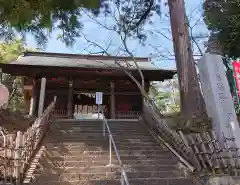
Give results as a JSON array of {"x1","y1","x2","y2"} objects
[
  {"x1": 0, "y1": 51, "x2": 175, "y2": 120},
  {"x1": 28, "y1": 77, "x2": 144, "y2": 119}
]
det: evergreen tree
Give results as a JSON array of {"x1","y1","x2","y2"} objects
[
  {"x1": 0, "y1": 40, "x2": 31, "y2": 112},
  {"x1": 203, "y1": 0, "x2": 240, "y2": 58}
]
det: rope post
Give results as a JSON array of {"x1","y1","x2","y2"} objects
[
  {"x1": 109, "y1": 135, "x2": 112, "y2": 166},
  {"x1": 15, "y1": 131, "x2": 22, "y2": 185},
  {"x1": 3, "y1": 134, "x2": 7, "y2": 181},
  {"x1": 9, "y1": 134, "x2": 14, "y2": 182}
]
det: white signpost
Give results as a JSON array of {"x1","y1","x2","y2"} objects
[
  {"x1": 198, "y1": 54, "x2": 240, "y2": 149},
  {"x1": 96, "y1": 92, "x2": 103, "y2": 118}
]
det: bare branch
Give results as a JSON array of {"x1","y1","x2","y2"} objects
[
  {"x1": 119, "y1": 34, "x2": 145, "y2": 88},
  {"x1": 81, "y1": 33, "x2": 163, "y2": 115}
]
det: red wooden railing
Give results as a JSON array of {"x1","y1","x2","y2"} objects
[
  {"x1": 53, "y1": 109, "x2": 67, "y2": 118},
  {"x1": 116, "y1": 111, "x2": 140, "y2": 119}
]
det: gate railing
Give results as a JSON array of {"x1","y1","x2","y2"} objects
[
  {"x1": 0, "y1": 96, "x2": 57, "y2": 184},
  {"x1": 116, "y1": 111, "x2": 140, "y2": 119},
  {"x1": 101, "y1": 115, "x2": 130, "y2": 185},
  {"x1": 53, "y1": 109, "x2": 67, "y2": 118}
]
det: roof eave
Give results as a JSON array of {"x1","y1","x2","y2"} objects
[{"x1": 0, "y1": 63, "x2": 176, "y2": 81}]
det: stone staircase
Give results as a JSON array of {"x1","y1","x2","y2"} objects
[{"x1": 28, "y1": 119, "x2": 195, "y2": 185}]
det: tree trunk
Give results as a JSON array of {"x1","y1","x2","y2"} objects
[{"x1": 168, "y1": 0, "x2": 207, "y2": 118}]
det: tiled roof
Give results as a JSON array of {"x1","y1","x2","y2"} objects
[{"x1": 6, "y1": 51, "x2": 173, "y2": 71}]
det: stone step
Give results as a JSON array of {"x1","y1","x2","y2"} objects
[
  {"x1": 44, "y1": 150, "x2": 171, "y2": 157},
  {"x1": 54, "y1": 124, "x2": 143, "y2": 128},
  {"x1": 42, "y1": 149, "x2": 170, "y2": 157},
  {"x1": 38, "y1": 158, "x2": 177, "y2": 167},
  {"x1": 48, "y1": 139, "x2": 158, "y2": 145},
  {"x1": 52, "y1": 129, "x2": 148, "y2": 134},
  {"x1": 37, "y1": 158, "x2": 118, "y2": 167},
  {"x1": 48, "y1": 140, "x2": 159, "y2": 147},
  {"x1": 49, "y1": 135, "x2": 156, "y2": 142},
  {"x1": 35, "y1": 164, "x2": 178, "y2": 173},
  {"x1": 56, "y1": 121, "x2": 139, "y2": 125},
  {"x1": 123, "y1": 164, "x2": 179, "y2": 172},
  {"x1": 40, "y1": 154, "x2": 118, "y2": 162},
  {"x1": 31, "y1": 179, "x2": 121, "y2": 185},
  {"x1": 35, "y1": 165, "x2": 120, "y2": 173},
  {"x1": 39, "y1": 155, "x2": 176, "y2": 162},
  {"x1": 49, "y1": 132, "x2": 153, "y2": 137},
  {"x1": 52, "y1": 124, "x2": 145, "y2": 129},
  {"x1": 29, "y1": 121, "x2": 194, "y2": 185},
  {"x1": 108, "y1": 127, "x2": 146, "y2": 130},
  {"x1": 129, "y1": 178, "x2": 194, "y2": 185},
  {"x1": 32, "y1": 172, "x2": 119, "y2": 182},
  {"x1": 42, "y1": 154, "x2": 175, "y2": 162},
  {"x1": 30, "y1": 177, "x2": 193, "y2": 185},
  {"x1": 33, "y1": 171, "x2": 183, "y2": 180},
  {"x1": 48, "y1": 134, "x2": 153, "y2": 139},
  {"x1": 53, "y1": 124, "x2": 142, "y2": 131},
  {"x1": 47, "y1": 145, "x2": 167, "y2": 151},
  {"x1": 53, "y1": 126, "x2": 143, "y2": 130},
  {"x1": 50, "y1": 132, "x2": 152, "y2": 137},
  {"x1": 54, "y1": 122, "x2": 140, "y2": 126},
  {"x1": 81, "y1": 149, "x2": 170, "y2": 155},
  {"x1": 53, "y1": 126, "x2": 145, "y2": 130},
  {"x1": 48, "y1": 144, "x2": 161, "y2": 151}
]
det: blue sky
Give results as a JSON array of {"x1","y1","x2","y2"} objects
[{"x1": 25, "y1": 0, "x2": 208, "y2": 69}]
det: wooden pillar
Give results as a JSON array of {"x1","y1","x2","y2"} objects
[
  {"x1": 142, "y1": 81, "x2": 149, "y2": 110},
  {"x1": 29, "y1": 79, "x2": 37, "y2": 116},
  {"x1": 38, "y1": 77, "x2": 46, "y2": 117},
  {"x1": 110, "y1": 81, "x2": 116, "y2": 119},
  {"x1": 67, "y1": 79, "x2": 74, "y2": 118}
]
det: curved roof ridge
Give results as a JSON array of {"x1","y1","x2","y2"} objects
[{"x1": 24, "y1": 51, "x2": 149, "y2": 62}]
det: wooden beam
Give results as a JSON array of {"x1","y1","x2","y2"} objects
[{"x1": 73, "y1": 90, "x2": 141, "y2": 95}]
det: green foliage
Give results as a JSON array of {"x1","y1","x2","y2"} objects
[
  {"x1": 0, "y1": 0, "x2": 161, "y2": 47},
  {"x1": 203, "y1": 0, "x2": 240, "y2": 58},
  {"x1": 113, "y1": 0, "x2": 161, "y2": 43},
  {"x1": 0, "y1": 0, "x2": 109, "y2": 47},
  {"x1": 0, "y1": 40, "x2": 27, "y2": 112},
  {"x1": 149, "y1": 79, "x2": 180, "y2": 113},
  {"x1": 155, "y1": 91, "x2": 171, "y2": 111},
  {"x1": 0, "y1": 39, "x2": 25, "y2": 63}
]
